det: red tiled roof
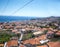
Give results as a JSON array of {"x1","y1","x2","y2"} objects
[
  {"x1": 6, "y1": 40, "x2": 18, "y2": 47},
  {"x1": 37, "y1": 45, "x2": 47, "y2": 47},
  {"x1": 48, "y1": 42, "x2": 60, "y2": 47}
]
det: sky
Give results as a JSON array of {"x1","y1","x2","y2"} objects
[{"x1": 0, "y1": 0, "x2": 60, "y2": 17}]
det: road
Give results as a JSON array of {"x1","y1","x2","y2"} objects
[
  {"x1": 4, "y1": 29, "x2": 24, "y2": 47},
  {"x1": 18, "y1": 30, "x2": 24, "y2": 47}
]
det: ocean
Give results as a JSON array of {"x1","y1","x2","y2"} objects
[{"x1": 0, "y1": 16, "x2": 35, "y2": 22}]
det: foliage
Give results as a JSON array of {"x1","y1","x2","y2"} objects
[
  {"x1": 43, "y1": 30, "x2": 48, "y2": 34},
  {"x1": 0, "y1": 30, "x2": 16, "y2": 44},
  {"x1": 22, "y1": 33, "x2": 33, "y2": 40},
  {"x1": 50, "y1": 34, "x2": 60, "y2": 42},
  {"x1": 16, "y1": 33, "x2": 21, "y2": 38},
  {"x1": 50, "y1": 37, "x2": 60, "y2": 42}
]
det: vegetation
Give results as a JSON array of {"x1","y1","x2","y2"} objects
[
  {"x1": 48, "y1": 23, "x2": 58, "y2": 29},
  {"x1": 22, "y1": 33, "x2": 33, "y2": 40},
  {"x1": 0, "y1": 33, "x2": 10, "y2": 43},
  {"x1": 50, "y1": 37, "x2": 60, "y2": 42},
  {"x1": 0, "y1": 30, "x2": 16, "y2": 44},
  {"x1": 50, "y1": 34, "x2": 60, "y2": 42},
  {"x1": 43, "y1": 30, "x2": 48, "y2": 34},
  {"x1": 16, "y1": 33, "x2": 21, "y2": 38},
  {"x1": 40, "y1": 26, "x2": 49, "y2": 28}
]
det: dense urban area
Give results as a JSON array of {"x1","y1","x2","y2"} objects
[{"x1": 0, "y1": 16, "x2": 60, "y2": 47}]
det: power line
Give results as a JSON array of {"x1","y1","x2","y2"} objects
[
  {"x1": 11, "y1": 0, "x2": 34, "y2": 15},
  {"x1": 2, "y1": 0, "x2": 9, "y2": 13}
]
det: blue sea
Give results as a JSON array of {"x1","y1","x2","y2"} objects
[{"x1": 0, "y1": 16, "x2": 35, "y2": 22}]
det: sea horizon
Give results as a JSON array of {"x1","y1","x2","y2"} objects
[
  {"x1": 0, "y1": 15, "x2": 60, "y2": 22},
  {"x1": 0, "y1": 15, "x2": 37, "y2": 22}
]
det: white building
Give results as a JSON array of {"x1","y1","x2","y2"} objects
[{"x1": 33, "y1": 31, "x2": 43, "y2": 35}]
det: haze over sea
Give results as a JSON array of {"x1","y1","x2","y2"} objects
[{"x1": 0, "y1": 16, "x2": 35, "y2": 22}]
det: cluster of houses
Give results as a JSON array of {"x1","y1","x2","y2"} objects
[{"x1": 0, "y1": 18, "x2": 60, "y2": 47}]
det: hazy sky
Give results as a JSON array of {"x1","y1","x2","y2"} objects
[{"x1": 0, "y1": 0, "x2": 60, "y2": 17}]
